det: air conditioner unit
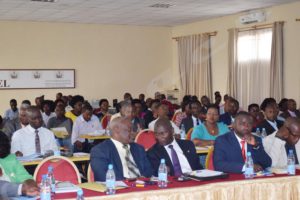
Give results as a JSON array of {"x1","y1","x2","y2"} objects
[{"x1": 240, "y1": 11, "x2": 266, "y2": 24}]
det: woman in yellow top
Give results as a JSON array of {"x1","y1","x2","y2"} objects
[{"x1": 65, "y1": 95, "x2": 84, "y2": 122}]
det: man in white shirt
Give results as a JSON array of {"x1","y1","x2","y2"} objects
[
  {"x1": 4, "y1": 99, "x2": 19, "y2": 121},
  {"x1": 263, "y1": 117, "x2": 300, "y2": 168},
  {"x1": 110, "y1": 101, "x2": 132, "y2": 122},
  {"x1": 72, "y1": 103, "x2": 103, "y2": 153},
  {"x1": 147, "y1": 118, "x2": 202, "y2": 176},
  {"x1": 11, "y1": 106, "x2": 58, "y2": 157},
  {"x1": 149, "y1": 104, "x2": 180, "y2": 135}
]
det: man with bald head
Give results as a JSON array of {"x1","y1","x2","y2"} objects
[
  {"x1": 147, "y1": 118, "x2": 202, "y2": 177},
  {"x1": 214, "y1": 112, "x2": 271, "y2": 173},
  {"x1": 11, "y1": 106, "x2": 58, "y2": 157},
  {"x1": 263, "y1": 117, "x2": 300, "y2": 167},
  {"x1": 90, "y1": 117, "x2": 152, "y2": 181}
]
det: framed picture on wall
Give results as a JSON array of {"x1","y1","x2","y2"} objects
[{"x1": 0, "y1": 69, "x2": 75, "y2": 89}]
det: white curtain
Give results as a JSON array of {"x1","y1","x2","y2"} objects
[
  {"x1": 177, "y1": 34, "x2": 212, "y2": 99},
  {"x1": 236, "y1": 28, "x2": 273, "y2": 107}
]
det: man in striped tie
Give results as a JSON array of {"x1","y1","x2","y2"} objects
[{"x1": 90, "y1": 117, "x2": 152, "y2": 181}]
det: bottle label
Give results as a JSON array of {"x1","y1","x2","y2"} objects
[
  {"x1": 245, "y1": 167, "x2": 254, "y2": 176},
  {"x1": 106, "y1": 180, "x2": 115, "y2": 189},
  {"x1": 287, "y1": 165, "x2": 295, "y2": 175},
  {"x1": 158, "y1": 173, "x2": 167, "y2": 181},
  {"x1": 40, "y1": 186, "x2": 51, "y2": 200}
]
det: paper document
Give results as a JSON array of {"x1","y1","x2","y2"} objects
[
  {"x1": 190, "y1": 169, "x2": 224, "y2": 178},
  {"x1": 196, "y1": 146, "x2": 210, "y2": 151},
  {"x1": 17, "y1": 153, "x2": 43, "y2": 162},
  {"x1": 51, "y1": 127, "x2": 69, "y2": 138},
  {"x1": 73, "y1": 152, "x2": 90, "y2": 157},
  {"x1": 55, "y1": 182, "x2": 80, "y2": 193},
  {"x1": 86, "y1": 129, "x2": 106, "y2": 136},
  {"x1": 79, "y1": 181, "x2": 128, "y2": 193}
]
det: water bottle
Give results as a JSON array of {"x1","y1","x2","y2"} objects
[
  {"x1": 261, "y1": 128, "x2": 267, "y2": 138},
  {"x1": 287, "y1": 149, "x2": 296, "y2": 175},
  {"x1": 40, "y1": 174, "x2": 51, "y2": 200},
  {"x1": 180, "y1": 124, "x2": 186, "y2": 140},
  {"x1": 244, "y1": 152, "x2": 254, "y2": 179},
  {"x1": 158, "y1": 159, "x2": 168, "y2": 188},
  {"x1": 77, "y1": 189, "x2": 85, "y2": 200},
  {"x1": 106, "y1": 164, "x2": 116, "y2": 195},
  {"x1": 255, "y1": 128, "x2": 260, "y2": 137},
  {"x1": 47, "y1": 166, "x2": 56, "y2": 194}
]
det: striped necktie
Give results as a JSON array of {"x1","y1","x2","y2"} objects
[
  {"x1": 123, "y1": 144, "x2": 140, "y2": 178},
  {"x1": 35, "y1": 129, "x2": 41, "y2": 154}
]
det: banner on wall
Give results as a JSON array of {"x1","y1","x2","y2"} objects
[{"x1": 0, "y1": 69, "x2": 75, "y2": 89}]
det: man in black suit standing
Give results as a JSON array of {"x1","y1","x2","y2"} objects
[
  {"x1": 147, "y1": 118, "x2": 202, "y2": 177},
  {"x1": 181, "y1": 100, "x2": 202, "y2": 133}
]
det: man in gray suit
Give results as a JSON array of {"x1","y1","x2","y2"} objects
[{"x1": 0, "y1": 180, "x2": 39, "y2": 199}]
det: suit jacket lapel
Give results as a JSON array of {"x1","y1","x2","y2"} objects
[
  {"x1": 108, "y1": 140, "x2": 124, "y2": 178},
  {"x1": 228, "y1": 131, "x2": 244, "y2": 163}
]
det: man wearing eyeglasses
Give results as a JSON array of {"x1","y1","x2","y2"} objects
[{"x1": 263, "y1": 117, "x2": 300, "y2": 168}]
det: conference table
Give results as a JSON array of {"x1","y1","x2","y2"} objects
[
  {"x1": 21, "y1": 155, "x2": 90, "y2": 166},
  {"x1": 54, "y1": 171, "x2": 300, "y2": 200}
]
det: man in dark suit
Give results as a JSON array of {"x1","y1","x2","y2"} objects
[
  {"x1": 214, "y1": 111, "x2": 272, "y2": 173},
  {"x1": 257, "y1": 104, "x2": 283, "y2": 135},
  {"x1": 219, "y1": 98, "x2": 239, "y2": 126},
  {"x1": 144, "y1": 99, "x2": 160, "y2": 128},
  {"x1": 280, "y1": 99, "x2": 300, "y2": 119},
  {"x1": 181, "y1": 100, "x2": 202, "y2": 133},
  {"x1": 147, "y1": 118, "x2": 202, "y2": 177},
  {"x1": 90, "y1": 117, "x2": 152, "y2": 181}
]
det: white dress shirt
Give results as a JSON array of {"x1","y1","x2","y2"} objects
[
  {"x1": 71, "y1": 114, "x2": 103, "y2": 144},
  {"x1": 234, "y1": 132, "x2": 247, "y2": 171},
  {"x1": 192, "y1": 116, "x2": 201, "y2": 127},
  {"x1": 110, "y1": 138, "x2": 140, "y2": 178},
  {"x1": 11, "y1": 125, "x2": 58, "y2": 156},
  {"x1": 4, "y1": 109, "x2": 19, "y2": 120},
  {"x1": 164, "y1": 139, "x2": 192, "y2": 174},
  {"x1": 288, "y1": 110, "x2": 297, "y2": 117},
  {"x1": 267, "y1": 120, "x2": 278, "y2": 131},
  {"x1": 148, "y1": 118, "x2": 180, "y2": 134},
  {"x1": 42, "y1": 112, "x2": 56, "y2": 126},
  {"x1": 263, "y1": 131, "x2": 300, "y2": 168}
]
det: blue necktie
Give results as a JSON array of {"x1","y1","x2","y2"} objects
[{"x1": 168, "y1": 145, "x2": 182, "y2": 177}]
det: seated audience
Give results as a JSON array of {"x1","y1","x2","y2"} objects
[
  {"x1": 173, "y1": 100, "x2": 191, "y2": 127},
  {"x1": 257, "y1": 104, "x2": 283, "y2": 135},
  {"x1": 4, "y1": 99, "x2": 19, "y2": 121},
  {"x1": 263, "y1": 117, "x2": 300, "y2": 168},
  {"x1": 219, "y1": 98, "x2": 239, "y2": 126},
  {"x1": 131, "y1": 104, "x2": 145, "y2": 133},
  {"x1": 93, "y1": 98, "x2": 110, "y2": 121},
  {"x1": 280, "y1": 99, "x2": 300, "y2": 119},
  {"x1": 248, "y1": 103, "x2": 264, "y2": 131},
  {"x1": 0, "y1": 132, "x2": 32, "y2": 183},
  {"x1": 144, "y1": 99, "x2": 160, "y2": 128},
  {"x1": 138, "y1": 93, "x2": 148, "y2": 112},
  {"x1": 90, "y1": 117, "x2": 152, "y2": 181},
  {"x1": 47, "y1": 104, "x2": 73, "y2": 150},
  {"x1": 149, "y1": 104, "x2": 180, "y2": 135},
  {"x1": 110, "y1": 100, "x2": 131, "y2": 122},
  {"x1": 191, "y1": 105, "x2": 229, "y2": 147},
  {"x1": 159, "y1": 94, "x2": 175, "y2": 117},
  {"x1": 56, "y1": 92, "x2": 63, "y2": 100},
  {"x1": 0, "y1": 180, "x2": 39, "y2": 198},
  {"x1": 181, "y1": 100, "x2": 202, "y2": 133},
  {"x1": 213, "y1": 112, "x2": 272, "y2": 173},
  {"x1": 72, "y1": 103, "x2": 103, "y2": 153},
  {"x1": 147, "y1": 118, "x2": 202, "y2": 177},
  {"x1": 41, "y1": 100, "x2": 56, "y2": 126},
  {"x1": 2, "y1": 104, "x2": 29, "y2": 140},
  {"x1": 65, "y1": 95, "x2": 84, "y2": 123},
  {"x1": 200, "y1": 95, "x2": 211, "y2": 114},
  {"x1": 214, "y1": 91, "x2": 222, "y2": 107},
  {"x1": 132, "y1": 99, "x2": 145, "y2": 119},
  {"x1": 34, "y1": 96, "x2": 44, "y2": 111},
  {"x1": 21, "y1": 100, "x2": 31, "y2": 107},
  {"x1": 11, "y1": 106, "x2": 58, "y2": 157}
]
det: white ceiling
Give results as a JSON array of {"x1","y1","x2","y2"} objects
[{"x1": 0, "y1": 0, "x2": 297, "y2": 26}]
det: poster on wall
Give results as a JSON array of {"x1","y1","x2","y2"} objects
[{"x1": 0, "y1": 69, "x2": 75, "y2": 89}]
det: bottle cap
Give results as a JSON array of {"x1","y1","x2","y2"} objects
[
  {"x1": 161, "y1": 159, "x2": 165, "y2": 164},
  {"x1": 247, "y1": 152, "x2": 251, "y2": 156},
  {"x1": 108, "y1": 164, "x2": 113, "y2": 170},
  {"x1": 289, "y1": 149, "x2": 293, "y2": 154},
  {"x1": 77, "y1": 189, "x2": 83, "y2": 196}
]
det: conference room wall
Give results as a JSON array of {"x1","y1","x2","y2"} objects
[
  {"x1": 0, "y1": 21, "x2": 173, "y2": 114},
  {"x1": 172, "y1": 1, "x2": 300, "y2": 108}
]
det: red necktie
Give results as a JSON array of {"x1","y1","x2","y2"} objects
[{"x1": 241, "y1": 140, "x2": 246, "y2": 162}]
